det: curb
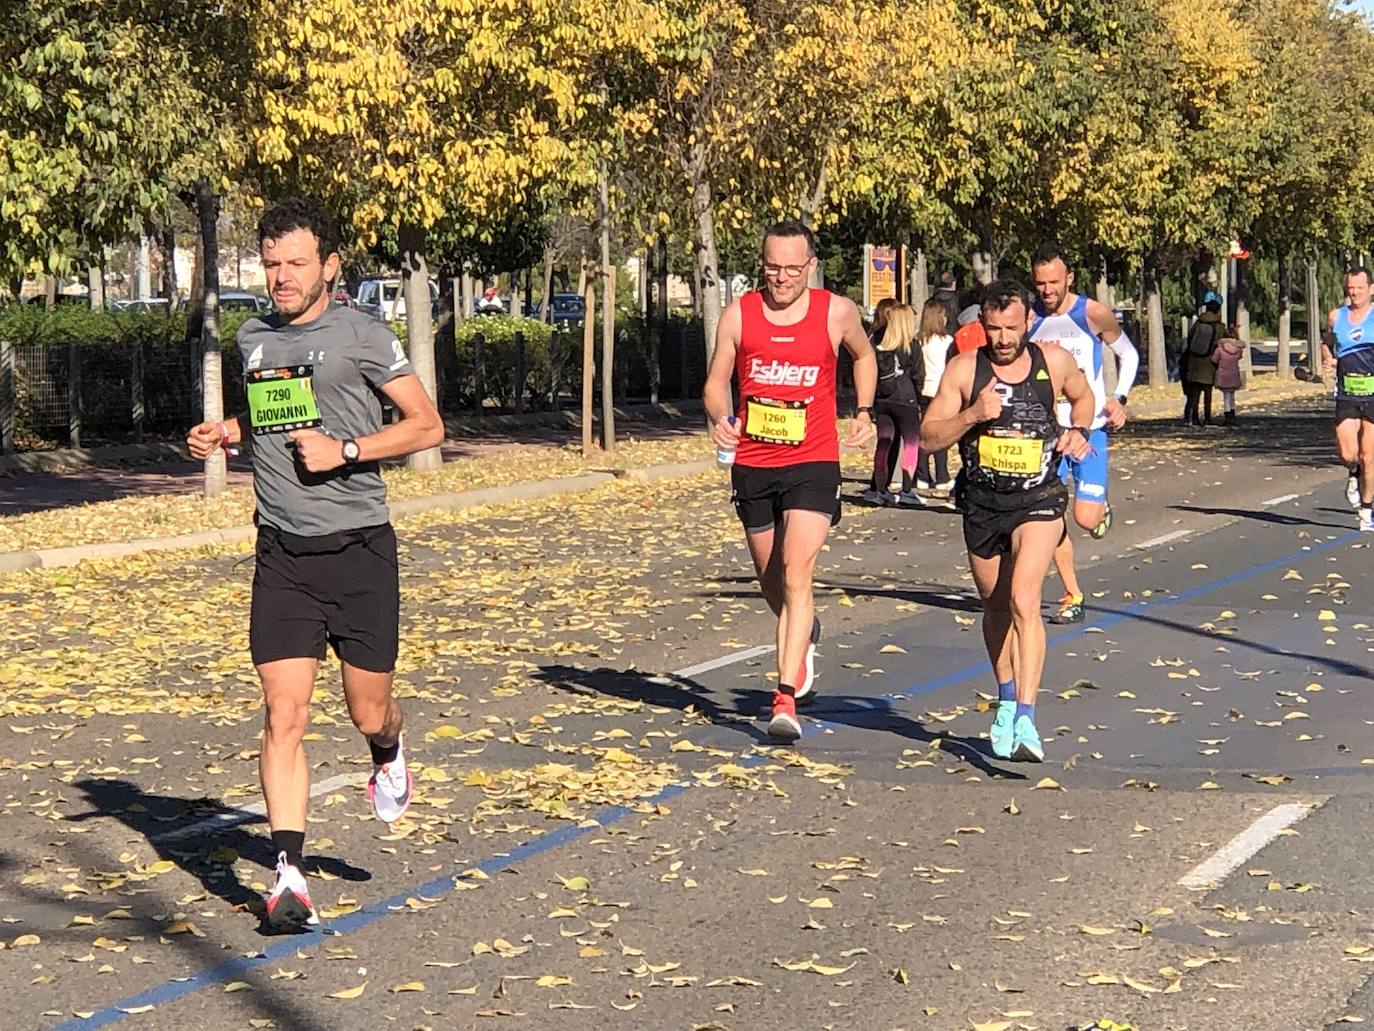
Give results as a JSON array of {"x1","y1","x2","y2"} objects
[
  {"x1": 0, "y1": 470, "x2": 648, "y2": 574},
  {"x1": 0, "y1": 401, "x2": 707, "y2": 477}
]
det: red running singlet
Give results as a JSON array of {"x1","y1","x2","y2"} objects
[{"x1": 734, "y1": 289, "x2": 838, "y2": 468}]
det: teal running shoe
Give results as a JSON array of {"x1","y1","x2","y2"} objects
[
  {"x1": 1011, "y1": 714, "x2": 1044, "y2": 763},
  {"x1": 990, "y1": 700, "x2": 1015, "y2": 759}
]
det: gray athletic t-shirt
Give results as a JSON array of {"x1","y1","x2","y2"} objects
[{"x1": 238, "y1": 304, "x2": 413, "y2": 536}]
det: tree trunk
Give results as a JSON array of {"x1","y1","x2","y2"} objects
[
  {"x1": 1277, "y1": 254, "x2": 1292, "y2": 380},
  {"x1": 399, "y1": 223, "x2": 442, "y2": 471},
  {"x1": 689, "y1": 168, "x2": 724, "y2": 367},
  {"x1": 1145, "y1": 257, "x2": 1167, "y2": 387},
  {"x1": 582, "y1": 276, "x2": 596, "y2": 458},
  {"x1": 1095, "y1": 259, "x2": 1111, "y2": 307},
  {"x1": 800, "y1": 142, "x2": 832, "y2": 288},
  {"x1": 599, "y1": 167, "x2": 616, "y2": 452},
  {"x1": 970, "y1": 249, "x2": 994, "y2": 286},
  {"x1": 1235, "y1": 259, "x2": 1252, "y2": 384},
  {"x1": 653, "y1": 234, "x2": 667, "y2": 403},
  {"x1": 195, "y1": 183, "x2": 226, "y2": 498},
  {"x1": 910, "y1": 238, "x2": 929, "y2": 312},
  {"x1": 44, "y1": 275, "x2": 57, "y2": 309},
  {"x1": 523, "y1": 266, "x2": 533, "y2": 315},
  {"x1": 160, "y1": 222, "x2": 178, "y2": 302},
  {"x1": 136, "y1": 236, "x2": 152, "y2": 299},
  {"x1": 87, "y1": 263, "x2": 104, "y2": 310},
  {"x1": 186, "y1": 220, "x2": 206, "y2": 343},
  {"x1": 1306, "y1": 259, "x2": 1320, "y2": 378},
  {"x1": 541, "y1": 244, "x2": 557, "y2": 324}
]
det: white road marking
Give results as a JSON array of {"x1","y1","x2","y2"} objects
[
  {"x1": 669, "y1": 645, "x2": 775, "y2": 680},
  {"x1": 151, "y1": 771, "x2": 367, "y2": 843},
  {"x1": 1263, "y1": 493, "x2": 1300, "y2": 507},
  {"x1": 157, "y1": 647, "x2": 777, "y2": 841},
  {"x1": 1135, "y1": 529, "x2": 1192, "y2": 550},
  {"x1": 1177, "y1": 802, "x2": 1319, "y2": 891}
]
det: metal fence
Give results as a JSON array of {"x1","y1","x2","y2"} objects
[{"x1": 0, "y1": 318, "x2": 707, "y2": 453}]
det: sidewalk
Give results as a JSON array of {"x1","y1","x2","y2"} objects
[
  {"x1": 0, "y1": 402, "x2": 706, "y2": 517},
  {"x1": 0, "y1": 378, "x2": 1326, "y2": 569}
]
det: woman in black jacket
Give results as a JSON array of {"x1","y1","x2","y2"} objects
[{"x1": 863, "y1": 304, "x2": 925, "y2": 506}]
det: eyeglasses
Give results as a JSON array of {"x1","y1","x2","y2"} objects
[{"x1": 761, "y1": 261, "x2": 811, "y2": 279}]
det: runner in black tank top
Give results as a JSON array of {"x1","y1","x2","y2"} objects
[{"x1": 919, "y1": 280, "x2": 1096, "y2": 765}]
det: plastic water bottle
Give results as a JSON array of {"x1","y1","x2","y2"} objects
[{"x1": 715, "y1": 416, "x2": 738, "y2": 469}]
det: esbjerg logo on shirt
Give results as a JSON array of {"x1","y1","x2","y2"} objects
[{"x1": 748, "y1": 357, "x2": 819, "y2": 387}]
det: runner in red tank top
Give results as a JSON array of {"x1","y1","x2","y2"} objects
[{"x1": 704, "y1": 221, "x2": 877, "y2": 742}]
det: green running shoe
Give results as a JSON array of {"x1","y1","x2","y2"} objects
[{"x1": 1090, "y1": 505, "x2": 1113, "y2": 540}]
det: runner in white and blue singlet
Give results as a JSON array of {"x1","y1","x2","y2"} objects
[
  {"x1": 1029, "y1": 242, "x2": 1140, "y2": 624},
  {"x1": 1321, "y1": 265, "x2": 1374, "y2": 532}
]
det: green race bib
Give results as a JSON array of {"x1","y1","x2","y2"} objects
[
  {"x1": 1344, "y1": 373, "x2": 1374, "y2": 396},
  {"x1": 246, "y1": 365, "x2": 322, "y2": 435}
]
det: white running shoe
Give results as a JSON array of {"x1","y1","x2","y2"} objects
[
  {"x1": 1361, "y1": 508, "x2": 1374, "y2": 533},
  {"x1": 266, "y1": 852, "x2": 318, "y2": 931},
  {"x1": 368, "y1": 736, "x2": 413, "y2": 823},
  {"x1": 1348, "y1": 474, "x2": 1362, "y2": 510}
]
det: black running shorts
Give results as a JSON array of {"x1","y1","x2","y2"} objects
[
  {"x1": 961, "y1": 486, "x2": 1067, "y2": 560},
  {"x1": 731, "y1": 461, "x2": 842, "y2": 533},
  {"x1": 250, "y1": 522, "x2": 400, "y2": 672},
  {"x1": 1336, "y1": 397, "x2": 1374, "y2": 424}
]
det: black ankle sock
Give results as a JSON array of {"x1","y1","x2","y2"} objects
[
  {"x1": 778, "y1": 684, "x2": 796, "y2": 698},
  {"x1": 271, "y1": 829, "x2": 305, "y2": 870},
  {"x1": 369, "y1": 737, "x2": 400, "y2": 766}
]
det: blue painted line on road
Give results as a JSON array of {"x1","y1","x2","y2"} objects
[
  {"x1": 51, "y1": 529, "x2": 1358, "y2": 1029},
  {"x1": 809, "y1": 529, "x2": 1359, "y2": 730}
]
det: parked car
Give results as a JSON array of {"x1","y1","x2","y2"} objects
[
  {"x1": 531, "y1": 292, "x2": 587, "y2": 326},
  {"x1": 355, "y1": 278, "x2": 439, "y2": 321},
  {"x1": 219, "y1": 290, "x2": 272, "y2": 313},
  {"x1": 112, "y1": 298, "x2": 173, "y2": 313}
]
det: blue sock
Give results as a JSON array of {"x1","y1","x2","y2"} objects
[
  {"x1": 998, "y1": 680, "x2": 1016, "y2": 703},
  {"x1": 1015, "y1": 701, "x2": 1035, "y2": 723}
]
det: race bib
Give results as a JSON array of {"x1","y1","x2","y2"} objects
[
  {"x1": 978, "y1": 434, "x2": 1044, "y2": 475},
  {"x1": 745, "y1": 396, "x2": 808, "y2": 446},
  {"x1": 1344, "y1": 373, "x2": 1374, "y2": 396},
  {"x1": 246, "y1": 365, "x2": 322, "y2": 436}
]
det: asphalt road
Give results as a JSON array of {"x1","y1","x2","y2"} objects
[{"x1": 3, "y1": 396, "x2": 1373, "y2": 1031}]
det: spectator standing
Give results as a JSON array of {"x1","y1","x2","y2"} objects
[
  {"x1": 915, "y1": 297, "x2": 954, "y2": 489},
  {"x1": 863, "y1": 304, "x2": 925, "y2": 506},
  {"x1": 1212, "y1": 327, "x2": 1244, "y2": 426},
  {"x1": 1183, "y1": 300, "x2": 1223, "y2": 426}
]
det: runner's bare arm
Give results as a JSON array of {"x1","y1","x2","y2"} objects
[
  {"x1": 919, "y1": 351, "x2": 983, "y2": 452},
  {"x1": 1323, "y1": 309, "x2": 1339, "y2": 372},
  {"x1": 1087, "y1": 299, "x2": 1137, "y2": 425},
  {"x1": 288, "y1": 373, "x2": 444, "y2": 472},
  {"x1": 704, "y1": 300, "x2": 743, "y2": 448},
  {"x1": 833, "y1": 297, "x2": 877, "y2": 447},
  {"x1": 1048, "y1": 348, "x2": 1095, "y2": 459},
  {"x1": 187, "y1": 413, "x2": 248, "y2": 458}
]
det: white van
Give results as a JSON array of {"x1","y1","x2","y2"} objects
[{"x1": 355, "y1": 278, "x2": 439, "y2": 321}]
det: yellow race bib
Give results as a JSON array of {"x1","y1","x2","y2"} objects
[
  {"x1": 978, "y1": 434, "x2": 1043, "y2": 475},
  {"x1": 745, "y1": 397, "x2": 808, "y2": 446}
]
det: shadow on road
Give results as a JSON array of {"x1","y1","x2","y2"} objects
[
  {"x1": 68, "y1": 778, "x2": 371, "y2": 934},
  {"x1": 1167, "y1": 503, "x2": 1350, "y2": 531},
  {"x1": 534, "y1": 664, "x2": 1024, "y2": 782}
]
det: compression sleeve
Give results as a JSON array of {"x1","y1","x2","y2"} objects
[{"x1": 1108, "y1": 332, "x2": 1140, "y2": 399}]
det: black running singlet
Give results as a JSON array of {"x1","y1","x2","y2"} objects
[{"x1": 958, "y1": 344, "x2": 1060, "y2": 495}]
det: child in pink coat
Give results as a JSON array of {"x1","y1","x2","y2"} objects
[{"x1": 1212, "y1": 329, "x2": 1244, "y2": 426}]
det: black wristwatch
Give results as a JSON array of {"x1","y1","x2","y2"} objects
[
  {"x1": 341, "y1": 439, "x2": 361, "y2": 465},
  {"x1": 1113, "y1": 392, "x2": 1128, "y2": 405},
  {"x1": 856, "y1": 406, "x2": 875, "y2": 418},
  {"x1": 1068, "y1": 425, "x2": 1090, "y2": 441}
]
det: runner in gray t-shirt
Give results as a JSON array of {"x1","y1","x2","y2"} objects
[{"x1": 187, "y1": 198, "x2": 443, "y2": 933}]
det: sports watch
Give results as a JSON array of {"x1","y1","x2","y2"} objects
[{"x1": 341, "y1": 439, "x2": 361, "y2": 465}]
